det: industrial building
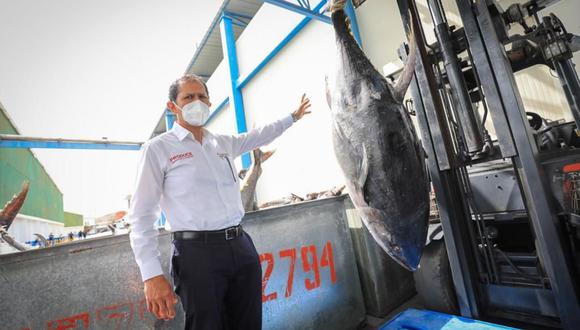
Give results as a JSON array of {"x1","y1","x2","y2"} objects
[{"x1": 0, "y1": 103, "x2": 83, "y2": 252}]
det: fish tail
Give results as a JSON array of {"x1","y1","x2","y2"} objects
[
  {"x1": 330, "y1": 2, "x2": 351, "y2": 38},
  {"x1": 329, "y1": 0, "x2": 347, "y2": 12},
  {"x1": 0, "y1": 181, "x2": 30, "y2": 229},
  {"x1": 330, "y1": 1, "x2": 359, "y2": 41},
  {"x1": 392, "y1": 13, "x2": 417, "y2": 103}
]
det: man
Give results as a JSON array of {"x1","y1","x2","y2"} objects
[{"x1": 129, "y1": 74, "x2": 311, "y2": 329}]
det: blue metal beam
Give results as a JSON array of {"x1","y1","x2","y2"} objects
[
  {"x1": 207, "y1": 1, "x2": 328, "y2": 124},
  {"x1": 297, "y1": 0, "x2": 309, "y2": 9},
  {"x1": 229, "y1": 20, "x2": 247, "y2": 28},
  {"x1": 224, "y1": 12, "x2": 249, "y2": 29},
  {"x1": 223, "y1": 11, "x2": 254, "y2": 22},
  {"x1": 156, "y1": 212, "x2": 167, "y2": 228},
  {"x1": 264, "y1": 0, "x2": 331, "y2": 24},
  {"x1": 220, "y1": 15, "x2": 251, "y2": 169},
  {"x1": 237, "y1": 0, "x2": 328, "y2": 89},
  {"x1": 165, "y1": 109, "x2": 175, "y2": 130},
  {"x1": 0, "y1": 140, "x2": 141, "y2": 150},
  {"x1": 180, "y1": 0, "x2": 332, "y2": 168},
  {"x1": 206, "y1": 97, "x2": 230, "y2": 126},
  {"x1": 344, "y1": 0, "x2": 363, "y2": 47}
]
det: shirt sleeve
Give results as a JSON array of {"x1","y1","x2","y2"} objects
[
  {"x1": 128, "y1": 142, "x2": 165, "y2": 282},
  {"x1": 226, "y1": 114, "x2": 294, "y2": 158}
]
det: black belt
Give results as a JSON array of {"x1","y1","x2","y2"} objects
[{"x1": 172, "y1": 225, "x2": 243, "y2": 242}]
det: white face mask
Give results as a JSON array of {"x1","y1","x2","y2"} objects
[{"x1": 175, "y1": 100, "x2": 210, "y2": 126}]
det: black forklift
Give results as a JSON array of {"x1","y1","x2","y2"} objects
[{"x1": 391, "y1": 0, "x2": 580, "y2": 328}]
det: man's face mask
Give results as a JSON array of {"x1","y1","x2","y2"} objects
[{"x1": 175, "y1": 100, "x2": 210, "y2": 126}]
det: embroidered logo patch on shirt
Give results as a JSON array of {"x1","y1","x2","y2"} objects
[{"x1": 169, "y1": 152, "x2": 193, "y2": 163}]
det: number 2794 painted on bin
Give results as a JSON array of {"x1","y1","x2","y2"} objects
[{"x1": 260, "y1": 241, "x2": 336, "y2": 302}]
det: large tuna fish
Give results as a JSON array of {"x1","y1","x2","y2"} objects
[{"x1": 326, "y1": 0, "x2": 429, "y2": 270}]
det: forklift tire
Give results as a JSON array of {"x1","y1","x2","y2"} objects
[{"x1": 413, "y1": 238, "x2": 459, "y2": 315}]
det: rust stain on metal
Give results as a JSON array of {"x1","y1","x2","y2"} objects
[{"x1": 69, "y1": 247, "x2": 94, "y2": 254}]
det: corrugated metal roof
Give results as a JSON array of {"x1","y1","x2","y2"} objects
[
  {"x1": 185, "y1": 0, "x2": 264, "y2": 78},
  {"x1": 151, "y1": 0, "x2": 264, "y2": 138}
]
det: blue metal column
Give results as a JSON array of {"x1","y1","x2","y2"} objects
[
  {"x1": 0, "y1": 136, "x2": 141, "y2": 150},
  {"x1": 220, "y1": 14, "x2": 251, "y2": 169},
  {"x1": 344, "y1": 0, "x2": 363, "y2": 47},
  {"x1": 155, "y1": 212, "x2": 167, "y2": 228},
  {"x1": 206, "y1": 97, "x2": 230, "y2": 125},
  {"x1": 165, "y1": 109, "x2": 175, "y2": 131},
  {"x1": 207, "y1": 0, "x2": 329, "y2": 126}
]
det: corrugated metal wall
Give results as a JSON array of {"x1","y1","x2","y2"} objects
[
  {"x1": 0, "y1": 106, "x2": 64, "y2": 223},
  {"x1": 515, "y1": 66, "x2": 572, "y2": 123}
]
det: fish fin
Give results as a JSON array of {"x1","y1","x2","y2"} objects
[
  {"x1": 261, "y1": 149, "x2": 275, "y2": 163},
  {"x1": 333, "y1": 122, "x2": 369, "y2": 206},
  {"x1": 325, "y1": 76, "x2": 332, "y2": 108},
  {"x1": 357, "y1": 145, "x2": 369, "y2": 190},
  {"x1": 345, "y1": 16, "x2": 355, "y2": 40},
  {"x1": 0, "y1": 181, "x2": 30, "y2": 230},
  {"x1": 330, "y1": 0, "x2": 346, "y2": 12},
  {"x1": 392, "y1": 19, "x2": 417, "y2": 103},
  {"x1": 347, "y1": 145, "x2": 369, "y2": 207}
]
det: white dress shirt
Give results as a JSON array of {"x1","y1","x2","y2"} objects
[{"x1": 129, "y1": 114, "x2": 294, "y2": 281}]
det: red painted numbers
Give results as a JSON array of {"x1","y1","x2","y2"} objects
[
  {"x1": 320, "y1": 241, "x2": 337, "y2": 284},
  {"x1": 25, "y1": 242, "x2": 338, "y2": 328},
  {"x1": 260, "y1": 241, "x2": 337, "y2": 303},
  {"x1": 279, "y1": 248, "x2": 296, "y2": 297},
  {"x1": 46, "y1": 313, "x2": 89, "y2": 330},
  {"x1": 95, "y1": 302, "x2": 134, "y2": 329},
  {"x1": 260, "y1": 252, "x2": 277, "y2": 302},
  {"x1": 37, "y1": 299, "x2": 154, "y2": 330},
  {"x1": 301, "y1": 245, "x2": 321, "y2": 290}
]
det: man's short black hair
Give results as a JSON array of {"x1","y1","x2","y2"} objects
[{"x1": 168, "y1": 74, "x2": 209, "y2": 102}]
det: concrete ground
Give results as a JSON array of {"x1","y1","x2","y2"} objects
[{"x1": 362, "y1": 295, "x2": 425, "y2": 330}]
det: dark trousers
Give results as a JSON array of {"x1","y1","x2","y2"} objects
[{"x1": 171, "y1": 231, "x2": 262, "y2": 330}]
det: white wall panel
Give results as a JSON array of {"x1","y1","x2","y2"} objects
[
  {"x1": 235, "y1": 3, "x2": 304, "y2": 80},
  {"x1": 241, "y1": 18, "x2": 343, "y2": 204}
]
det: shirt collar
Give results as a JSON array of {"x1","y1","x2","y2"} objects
[
  {"x1": 171, "y1": 122, "x2": 191, "y2": 141},
  {"x1": 171, "y1": 122, "x2": 211, "y2": 142}
]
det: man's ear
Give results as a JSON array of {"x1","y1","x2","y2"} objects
[{"x1": 167, "y1": 101, "x2": 178, "y2": 114}]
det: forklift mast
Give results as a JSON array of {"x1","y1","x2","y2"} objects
[{"x1": 395, "y1": 0, "x2": 580, "y2": 328}]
